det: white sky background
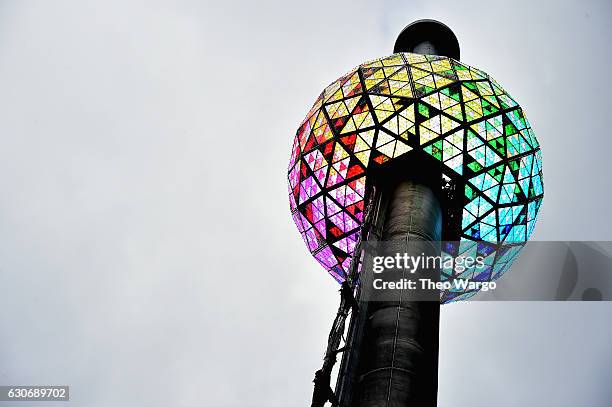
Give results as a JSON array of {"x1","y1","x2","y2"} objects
[{"x1": 0, "y1": 0, "x2": 611, "y2": 406}]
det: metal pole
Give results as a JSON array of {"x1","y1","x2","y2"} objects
[
  {"x1": 352, "y1": 181, "x2": 442, "y2": 406},
  {"x1": 334, "y1": 20, "x2": 459, "y2": 407}
]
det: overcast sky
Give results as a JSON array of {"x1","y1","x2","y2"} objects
[{"x1": 0, "y1": 0, "x2": 611, "y2": 406}]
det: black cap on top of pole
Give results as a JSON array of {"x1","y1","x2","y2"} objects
[{"x1": 394, "y1": 19, "x2": 460, "y2": 60}]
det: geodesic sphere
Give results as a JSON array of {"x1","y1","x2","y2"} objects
[{"x1": 288, "y1": 53, "x2": 543, "y2": 295}]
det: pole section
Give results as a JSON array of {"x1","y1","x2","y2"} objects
[
  {"x1": 350, "y1": 181, "x2": 442, "y2": 407},
  {"x1": 333, "y1": 20, "x2": 458, "y2": 407}
]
